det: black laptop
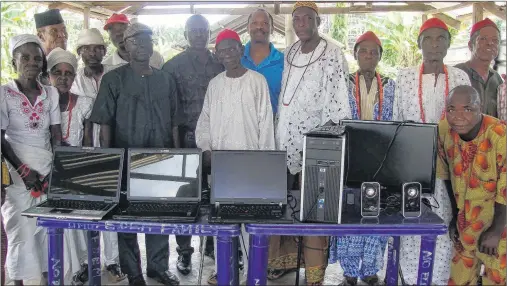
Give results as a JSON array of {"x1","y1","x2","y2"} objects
[
  {"x1": 22, "y1": 146, "x2": 123, "y2": 220},
  {"x1": 113, "y1": 148, "x2": 201, "y2": 223},
  {"x1": 209, "y1": 150, "x2": 292, "y2": 224}
]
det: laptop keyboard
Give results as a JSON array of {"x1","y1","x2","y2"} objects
[
  {"x1": 218, "y1": 204, "x2": 283, "y2": 217},
  {"x1": 41, "y1": 200, "x2": 111, "y2": 211},
  {"x1": 125, "y1": 203, "x2": 197, "y2": 216}
]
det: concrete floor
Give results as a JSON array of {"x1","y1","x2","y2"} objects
[{"x1": 6, "y1": 234, "x2": 388, "y2": 285}]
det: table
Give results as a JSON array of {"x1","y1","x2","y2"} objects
[
  {"x1": 37, "y1": 213, "x2": 240, "y2": 286},
  {"x1": 245, "y1": 193, "x2": 447, "y2": 286}
]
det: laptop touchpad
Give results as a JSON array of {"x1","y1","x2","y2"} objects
[{"x1": 50, "y1": 208, "x2": 73, "y2": 214}]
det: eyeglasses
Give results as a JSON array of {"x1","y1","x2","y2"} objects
[
  {"x1": 126, "y1": 37, "x2": 154, "y2": 46},
  {"x1": 216, "y1": 47, "x2": 240, "y2": 57}
]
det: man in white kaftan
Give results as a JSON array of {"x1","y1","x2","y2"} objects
[
  {"x1": 276, "y1": 37, "x2": 351, "y2": 176},
  {"x1": 393, "y1": 18, "x2": 471, "y2": 285},
  {"x1": 195, "y1": 29, "x2": 274, "y2": 285}
]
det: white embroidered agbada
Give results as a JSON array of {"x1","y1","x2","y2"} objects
[
  {"x1": 393, "y1": 65, "x2": 471, "y2": 285},
  {"x1": 195, "y1": 70, "x2": 275, "y2": 151},
  {"x1": 276, "y1": 39, "x2": 351, "y2": 175},
  {"x1": 61, "y1": 95, "x2": 93, "y2": 146},
  {"x1": 0, "y1": 81, "x2": 60, "y2": 280}
]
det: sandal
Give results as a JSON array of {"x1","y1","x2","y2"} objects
[
  {"x1": 339, "y1": 276, "x2": 358, "y2": 286},
  {"x1": 267, "y1": 268, "x2": 296, "y2": 280}
]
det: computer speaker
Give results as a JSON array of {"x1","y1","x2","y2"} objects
[
  {"x1": 402, "y1": 182, "x2": 422, "y2": 218},
  {"x1": 360, "y1": 182, "x2": 380, "y2": 217}
]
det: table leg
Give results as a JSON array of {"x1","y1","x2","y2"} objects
[
  {"x1": 247, "y1": 234, "x2": 269, "y2": 286},
  {"x1": 87, "y1": 231, "x2": 102, "y2": 286},
  {"x1": 386, "y1": 236, "x2": 400, "y2": 286},
  {"x1": 216, "y1": 235, "x2": 233, "y2": 285},
  {"x1": 416, "y1": 235, "x2": 437, "y2": 286},
  {"x1": 47, "y1": 228, "x2": 64, "y2": 286},
  {"x1": 231, "y1": 237, "x2": 239, "y2": 285}
]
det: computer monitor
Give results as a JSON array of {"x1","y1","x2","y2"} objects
[
  {"x1": 211, "y1": 150, "x2": 288, "y2": 204},
  {"x1": 127, "y1": 149, "x2": 201, "y2": 201},
  {"x1": 340, "y1": 120, "x2": 438, "y2": 194}
]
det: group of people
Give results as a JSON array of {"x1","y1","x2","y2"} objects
[{"x1": 0, "y1": 1, "x2": 505, "y2": 286}]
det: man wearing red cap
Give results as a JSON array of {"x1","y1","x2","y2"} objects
[
  {"x1": 270, "y1": 2, "x2": 351, "y2": 285},
  {"x1": 456, "y1": 18, "x2": 502, "y2": 118},
  {"x1": 328, "y1": 31, "x2": 396, "y2": 286},
  {"x1": 393, "y1": 18, "x2": 471, "y2": 285},
  {"x1": 102, "y1": 13, "x2": 165, "y2": 70},
  {"x1": 195, "y1": 29, "x2": 274, "y2": 285}
]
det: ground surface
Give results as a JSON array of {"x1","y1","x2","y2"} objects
[{"x1": 6, "y1": 234, "x2": 389, "y2": 285}]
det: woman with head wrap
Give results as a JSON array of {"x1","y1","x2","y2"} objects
[
  {"x1": 0, "y1": 34, "x2": 62, "y2": 285},
  {"x1": 46, "y1": 48, "x2": 94, "y2": 285},
  {"x1": 47, "y1": 48, "x2": 93, "y2": 147}
]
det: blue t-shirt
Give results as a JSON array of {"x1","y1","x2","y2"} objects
[{"x1": 241, "y1": 42, "x2": 284, "y2": 114}]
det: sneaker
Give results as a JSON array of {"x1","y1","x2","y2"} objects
[
  {"x1": 105, "y1": 264, "x2": 127, "y2": 282},
  {"x1": 176, "y1": 253, "x2": 192, "y2": 275},
  {"x1": 71, "y1": 263, "x2": 89, "y2": 286},
  {"x1": 146, "y1": 269, "x2": 180, "y2": 286},
  {"x1": 207, "y1": 271, "x2": 217, "y2": 285}
]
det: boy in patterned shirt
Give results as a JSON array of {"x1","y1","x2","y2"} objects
[{"x1": 437, "y1": 85, "x2": 506, "y2": 285}]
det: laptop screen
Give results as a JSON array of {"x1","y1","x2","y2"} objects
[
  {"x1": 211, "y1": 151, "x2": 287, "y2": 203},
  {"x1": 50, "y1": 150, "x2": 122, "y2": 198},
  {"x1": 128, "y1": 152, "x2": 200, "y2": 200}
]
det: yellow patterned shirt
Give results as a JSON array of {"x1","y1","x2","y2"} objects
[{"x1": 437, "y1": 115, "x2": 506, "y2": 250}]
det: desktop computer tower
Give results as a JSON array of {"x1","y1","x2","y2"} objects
[{"x1": 300, "y1": 127, "x2": 346, "y2": 224}]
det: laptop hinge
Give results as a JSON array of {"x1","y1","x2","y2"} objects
[
  {"x1": 52, "y1": 197, "x2": 61, "y2": 201},
  {"x1": 214, "y1": 202, "x2": 220, "y2": 209},
  {"x1": 104, "y1": 199, "x2": 113, "y2": 204}
]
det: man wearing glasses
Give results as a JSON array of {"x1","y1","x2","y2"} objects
[{"x1": 89, "y1": 23, "x2": 181, "y2": 286}]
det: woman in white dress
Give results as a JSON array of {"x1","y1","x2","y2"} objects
[
  {"x1": 0, "y1": 34, "x2": 63, "y2": 285},
  {"x1": 47, "y1": 48, "x2": 94, "y2": 285},
  {"x1": 393, "y1": 18, "x2": 471, "y2": 285}
]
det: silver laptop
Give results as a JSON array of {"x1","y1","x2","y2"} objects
[
  {"x1": 113, "y1": 148, "x2": 202, "y2": 223},
  {"x1": 21, "y1": 146, "x2": 124, "y2": 221}
]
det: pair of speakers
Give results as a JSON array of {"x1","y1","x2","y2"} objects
[{"x1": 360, "y1": 182, "x2": 422, "y2": 218}]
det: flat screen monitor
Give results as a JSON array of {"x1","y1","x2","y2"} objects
[{"x1": 340, "y1": 120, "x2": 438, "y2": 194}]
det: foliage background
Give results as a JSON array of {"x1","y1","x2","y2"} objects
[{"x1": 1, "y1": 2, "x2": 505, "y2": 84}]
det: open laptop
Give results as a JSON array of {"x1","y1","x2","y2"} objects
[
  {"x1": 113, "y1": 148, "x2": 201, "y2": 223},
  {"x1": 21, "y1": 146, "x2": 124, "y2": 221},
  {"x1": 209, "y1": 150, "x2": 293, "y2": 224}
]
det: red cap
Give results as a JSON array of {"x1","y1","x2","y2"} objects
[
  {"x1": 215, "y1": 29, "x2": 241, "y2": 47},
  {"x1": 104, "y1": 13, "x2": 129, "y2": 30},
  {"x1": 419, "y1": 18, "x2": 448, "y2": 36},
  {"x1": 470, "y1": 18, "x2": 499, "y2": 38},
  {"x1": 354, "y1": 31, "x2": 382, "y2": 51}
]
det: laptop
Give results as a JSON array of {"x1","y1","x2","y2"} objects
[
  {"x1": 209, "y1": 150, "x2": 293, "y2": 224},
  {"x1": 113, "y1": 148, "x2": 202, "y2": 223},
  {"x1": 21, "y1": 146, "x2": 124, "y2": 221}
]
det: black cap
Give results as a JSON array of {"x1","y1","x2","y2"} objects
[{"x1": 35, "y1": 9, "x2": 64, "y2": 29}]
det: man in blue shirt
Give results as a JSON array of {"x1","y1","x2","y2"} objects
[{"x1": 242, "y1": 9, "x2": 284, "y2": 114}]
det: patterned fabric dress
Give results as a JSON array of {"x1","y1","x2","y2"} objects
[
  {"x1": 393, "y1": 65, "x2": 471, "y2": 285},
  {"x1": 328, "y1": 73, "x2": 395, "y2": 279},
  {"x1": 437, "y1": 116, "x2": 506, "y2": 285}
]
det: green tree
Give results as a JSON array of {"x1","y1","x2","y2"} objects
[
  {"x1": 330, "y1": 3, "x2": 348, "y2": 49},
  {"x1": 1, "y1": 2, "x2": 38, "y2": 84}
]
